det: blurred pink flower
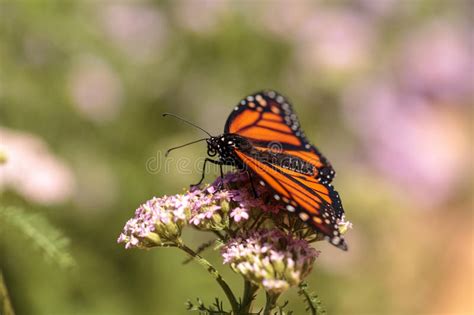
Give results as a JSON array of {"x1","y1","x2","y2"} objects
[
  {"x1": 343, "y1": 80, "x2": 470, "y2": 207},
  {"x1": 174, "y1": 0, "x2": 229, "y2": 34},
  {"x1": 342, "y1": 18, "x2": 472, "y2": 207},
  {"x1": 396, "y1": 21, "x2": 473, "y2": 102},
  {"x1": 0, "y1": 127, "x2": 75, "y2": 205},
  {"x1": 354, "y1": 0, "x2": 398, "y2": 19},
  {"x1": 294, "y1": 8, "x2": 375, "y2": 72},
  {"x1": 260, "y1": 1, "x2": 313, "y2": 40},
  {"x1": 101, "y1": 3, "x2": 167, "y2": 61},
  {"x1": 68, "y1": 55, "x2": 123, "y2": 123}
]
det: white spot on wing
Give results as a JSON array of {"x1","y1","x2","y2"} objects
[{"x1": 299, "y1": 212, "x2": 309, "y2": 221}]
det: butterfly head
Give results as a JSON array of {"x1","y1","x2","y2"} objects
[
  {"x1": 206, "y1": 136, "x2": 235, "y2": 158},
  {"x1": 206, "y1": 137, "x2": 220, "y2": 157},
  {"x1": 206, "y1": 134, "x2": 252, "y2": 162}
]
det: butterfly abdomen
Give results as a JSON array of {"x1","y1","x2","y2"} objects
[{"x1": 245, "y1": 149, "x2": 316, "y2": 176}]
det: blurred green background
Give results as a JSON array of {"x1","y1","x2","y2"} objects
[{"x1": 0, "y1": 1, "x2": 472, "y2": 314}]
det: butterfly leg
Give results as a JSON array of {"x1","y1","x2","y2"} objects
[
  {"x1": 218, "y1": 164, "x2": 226, "y2": 190},
  {"x1": 219, "y1": 164, "x2": 224, "y2": 182},
  {"x1": 192, "y1": 158, "x2": 223, "y2": 187},
  {"x1": 246, "y1": 171, "x2": 259, "y2": 198}
]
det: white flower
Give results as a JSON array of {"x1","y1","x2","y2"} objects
[{"x1": 230, "y1": 207, "x2": 249, "y2": 222}]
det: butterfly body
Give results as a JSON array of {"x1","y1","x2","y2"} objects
[
  {"x1": 204, "y1": 90, "x2": 347, "y2": 250},
  {"x1": 207, "y1": 134, "x2": 317, "y2": 176}
]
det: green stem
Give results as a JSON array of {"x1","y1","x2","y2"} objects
[
  {"x1": 177, "y1": 243, "x2": 239, "y2": 314},
  {"x1": 263, "y1": 292, "x2": 280, "y2": 315},
  {"x1": 300, "y1": 287, "x2": 317, "y2": 315},
  {"x1": 240, "y1": 279, "x2": 259, "y2": 314},
  {"x1": 0, "y1": 269, "x2": 15, "y2": 315}
]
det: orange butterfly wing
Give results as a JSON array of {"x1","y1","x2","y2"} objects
[
  {"x1": 225, "y1": 91, "x2": 335, "y2": 184},
  {"x1": 224, "y1": 90, "x2": 346, "y2": 249},
  {"x1": 234, "y1": 150, "x2": 347, "y2": 250}
]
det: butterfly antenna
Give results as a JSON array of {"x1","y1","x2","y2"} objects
[
  {"x1": 162, "y1": 113, "x2": 213, "y2": 137},
  {"x1": 165, "y1": 138, "x2": 208, "y2": 157}
]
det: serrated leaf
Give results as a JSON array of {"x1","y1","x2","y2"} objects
[
  {"x1": 0, "y1": 206, "x2": 75, "y2": 269},
  {"x1": 298, "y1": 282, "x2": 326, "y2": 315}
]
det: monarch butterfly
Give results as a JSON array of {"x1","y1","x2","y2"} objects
[{"x1": 164, "y1": 90, "x2": 347, "y2": 250}]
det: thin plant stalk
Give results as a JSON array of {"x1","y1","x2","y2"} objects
[
  {"x1": 263, "y1": 292, "x2": 280, "y2": 315},
  {"x1": 0, "y1": 269, "x2": 15, "y2": 315},
  {"x1": 240, "y1": 279, "x2": 259, "y2": 314},
  {"x1": 176, "y1": 243, "x2": 239, "y2": 313}
]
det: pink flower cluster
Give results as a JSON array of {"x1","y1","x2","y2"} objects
[
  {"x1": 118, "y1": 171, "x2": 285, "y2": 249},
  {"x1": 117, "y1": 195, "x2": 188, "y2": 249},
  {"x1": 117, "y1": 171, "x2": 343, "y2": 297},
  {"x1": 221, "y1": 229, "x2": 319, "y2": 293}
]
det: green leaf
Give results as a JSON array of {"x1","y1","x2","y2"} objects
[
  {"x1": 0, "y1": 206, "x2": 75, "y2": 269},
  {"x1": 186, "y1": 297, "x2": 231, "y2": 314},
  {"x1": 297, "y1": 282, "x2": 326, "y2": 315}
]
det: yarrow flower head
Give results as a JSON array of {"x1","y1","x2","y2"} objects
[
  {"x1": 221, "y1": 229, "x2": 319, "y2": 294},
  {"x1": 117, "y1": 171, "x2": 280, "y2": 248},
  {"x1": 118, "y1": 171, "x2": 292, "y2": 249},
  {"x1": 117, "y1": 170, "x2": 352, "y2": 313},
  {"x1": 117, "y1": 195, "x2": 189, "y2": 249}
]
